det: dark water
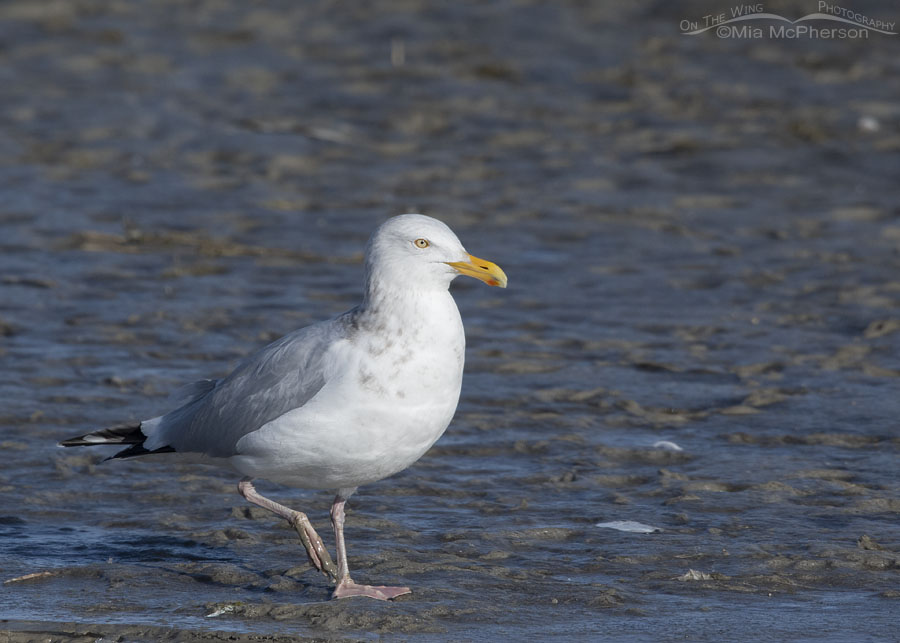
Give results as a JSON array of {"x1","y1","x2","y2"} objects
[{"x1": 2, "y1": 1, "x2": 899, "y2": 641}]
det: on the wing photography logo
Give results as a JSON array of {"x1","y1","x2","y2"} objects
[{"x1": 680, "y1": 2, "x2": 897, "y2": 39}]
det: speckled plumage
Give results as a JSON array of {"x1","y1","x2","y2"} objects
[
  {"x1": 61, "y1": 213, "x2": 507, "y2": 600},
  {"x1": 136, "y1": 214, "x2": 472, "y2": 492}
]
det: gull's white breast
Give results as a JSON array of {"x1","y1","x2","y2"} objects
[{"x1": 229, "y1": 290, "x2": 466, "y2": 490}]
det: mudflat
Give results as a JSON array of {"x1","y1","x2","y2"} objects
[{"x1": 1, "y1": 1, "x2": 898, "y2": 641}]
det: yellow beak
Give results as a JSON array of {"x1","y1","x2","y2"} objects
[{"x1": 446, "y1": 254, "x2": 508, "y2": 288}]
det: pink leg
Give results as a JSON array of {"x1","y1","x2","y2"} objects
[
  {"x1": 237, "y1": 478, "x2": 338, "y2": 582},
  {"x1": 330, "y1": 494, "x2": 411, "y2": 601}
]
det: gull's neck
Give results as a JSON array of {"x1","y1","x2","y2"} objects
[{"x1": 352, "y1": 275, "x2": 457, "y2": 334}]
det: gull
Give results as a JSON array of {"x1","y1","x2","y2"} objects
[{"x1": 60, "y1": 214, "x2": 507, "y2": 601}]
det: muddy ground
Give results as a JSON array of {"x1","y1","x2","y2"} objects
[{"x1": 1, "y1": 0, "x2": 899, "y2": 641}]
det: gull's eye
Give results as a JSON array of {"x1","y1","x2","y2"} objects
[{"x1": 414, "y1": 238, "x2": 430, "y2": 249}]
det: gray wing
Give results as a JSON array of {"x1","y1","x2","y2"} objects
[
  {"x1": 150, "y1": 315, "x2": 351, "y2": 458},
  {"x1": 168, "y1": 379, "x2": 218, "y2": 407}
]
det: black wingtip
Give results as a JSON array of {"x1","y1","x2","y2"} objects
[
  {"x1": 59, "y1": 421, "x2": 145, "y2": 448},
  {"x1": 60, "y1": 421, "x2": 177, "y2": 460}
]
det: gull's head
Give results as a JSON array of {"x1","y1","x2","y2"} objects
[{"x1": 364, "y1": 214, "x2": 507, "y2": 293}]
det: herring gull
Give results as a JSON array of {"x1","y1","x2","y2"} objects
[{"x1": 60, "y1": 214, "x2": 507, "y2": 600}]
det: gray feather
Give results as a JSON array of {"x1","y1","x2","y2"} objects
[
  {"x1": 168, "y1": 379, "x2": 218, "y2": 407},
  {"x1": 150, "y1": 314, "x2": 353, "y2": 457}
]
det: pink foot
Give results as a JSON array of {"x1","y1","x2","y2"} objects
[{"x1": 332, "y1": 579, "x2": 411, "y2": 601}]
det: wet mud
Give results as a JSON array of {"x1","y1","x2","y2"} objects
[{"x1": 2, "y1": 0, "x2": 899, "y2": 641}]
